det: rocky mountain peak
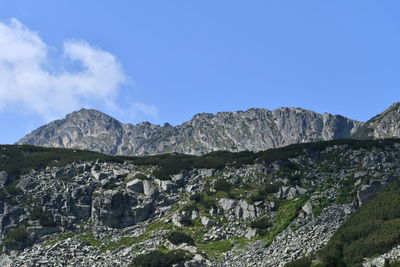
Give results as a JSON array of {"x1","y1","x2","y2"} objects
[{"x1": 17, "y1": 106, "x2": 365, "y2": 156}]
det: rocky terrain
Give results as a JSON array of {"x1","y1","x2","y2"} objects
[
  {"x1": 353, "y1": 102, "x2": 400, "y2": 140},
  {"x1": 1, "y1": 139, "x2": 400, "y2": 266},
  {"x1": 17, "y1": 107, "x2": 363, "y2": 156}
]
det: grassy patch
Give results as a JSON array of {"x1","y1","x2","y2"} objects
[
  {"x1": 78, "y1": 231, "x2": 101, "y2": 248},
  {"x1": 197, "y1": 239, "x2": 233, "y2": 259},
  {"x1": 42, "y1": 232, "x2": 75, "y2": 247},
  {"x1": 264, "y1": 196, "x2": 308, "y2": 246},
  {"x1": 101, "y1": 236, "x2": 137, "y2": 252}
]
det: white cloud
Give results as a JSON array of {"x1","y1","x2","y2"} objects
[
  {"x1": 0, "y1": 18, "x2": 156, "y2": 121},
  {"x1": 130, "y1": 102, "x2": 159, "y2": 118}
]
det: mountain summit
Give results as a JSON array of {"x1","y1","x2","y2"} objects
[{"x1": 17, "y1": 107, "x2": 362, "y2": 156}]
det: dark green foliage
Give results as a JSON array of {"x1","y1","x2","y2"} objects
[
  {"x1": 284, "y1": 257, "x2": 312, "y2": 267},
  {"x1": 0, "y1": 145, "x2": 126, "y2": 182},
  {"x1": 39, "y1": 211, "x2": 57, "y2": 227},
  {"x1": 250, "y1": 216, "x2": 271, "y2": 236},
  {"x1": 190, "y1": 192, "x2": 216, "y2": 209},
  {"x1": 6, "y1": 226, "x2": 28, "y2": 242},
  {"x1": 29, "y1": 207, "x2": 43, "y2": 220},
  {"x1": 134, "y1": 173, "x2": 148, "y2": 180},
  {"x1": 320, "y1": 243, "x2": 347, "y2": 267},
  {"x1": 1, "y1": 139, "x2": 399, "y2": 185},
  {"x1": 319, "y1": 181, "x2": 400, "y2": 264},
  {"x1": 3, "y1": 225, "x2": 30, "y2": 249},
  {"x1": 180, "y1": 202, "x2": 199, "y2": 213},
  {"x1": 189, "y1": 193, "x2": 202, "y2": 202},
  {"x1": 0, "y1": 189, "x2": 6, "y2": 201},
  {"x1": 6, "y1": 198, "x2": 18, "y2": 206},
  {"x1": 5, "y1": 184, "x2": 23, "y2": 196},
  {"x1": 250, "y1": 182, "x2": 281, "y2": 202},
  {"x1": 29, "y1": 207, "x2": 56, "y2": 227},
  {"x1": 180, "y1": 215, "x2": 193, "y2": 226},
  {"x1": 102, "y1": 182, "x2": 118, "y2": 190},
  {"x1": 214, "y1": 178, "x2": 232, "y2": 192},
  {"x1": 132, "y1": 249, "x2": 193, "y2": 267},
  {"x1": 385, "y1": 259, "x2": 400, "y2": 267},
  {"x1": 167, "y1": 231, "x2": 195, "y2": 245}
]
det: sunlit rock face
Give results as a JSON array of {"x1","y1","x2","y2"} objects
[{"x1": 17, "y1": 107, "x2": 362, "y2": 156}]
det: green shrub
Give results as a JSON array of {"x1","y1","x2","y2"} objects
[
  {"x1": 30, "y1": 207, "x2": 43, "y2": 220},
  {"x1": 3, "y1": 225, "x2": 30, "y2": 250},
  {"x1": 132, "y1": 249, "x2": 193, "y2": 267},
  {"x1": 320, "y1": 243, "x2": 346, "y2": 267},
  {"x1": 214, "y1": 178, "x2": 232, "y2": 192},
  {"x1": 180, "y1": 215, "x2": 193, "y2": 226},
  {"x1": 385, "y1": 259, "x2": 400, "y2": 267},
  {"x1": 39, "y1": 211, "x2": 57, "y2": 227},
  {"x1": 180, "y1": 202, "x2": 199, "y2": 213},
  {"x1": 102, "y1": 182, "x2": 118, "y2": 190},
  {"x1": 0, "y1": 189, "x2": 6, "y2": 201},
  {"x1": 189, "y1": 193, "x2": 202, "y2": 202},
  {"x1": 167, "y1": 231, "x2": 195, "y2": 245},
  {"x1": 250, "y1": 183, "x2": 281, "y2": 202},
  {"x1": 190, "y1": 192, "x2": 216, "y2": 209},
  {"x1": 250, "y1": 216, "x2": 271, "y2": 236},
  {"x1": 6, "y1": 226, "x2": 28, "y2": 242},
  {"x1": 6, "y1": 198, "x2": 18, "y2": 206},
  {"x1": 5, "y1": 184, "x2": 23, "y2": 196},
  {"x1": 284, "y1": 257, "x2": 312, "y2": 267},
  {"x1": 250, "y1": 216, "x2": 271, "y2": 229},
  {"x1": 134, "y1": 173, "x2": 148, "y2": 180},
  {"x1": 30, "y1": 208, "x2": 56, "y2": 227}
]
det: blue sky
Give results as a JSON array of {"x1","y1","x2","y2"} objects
[{"x1": 0, "y1": 1, "x2": 399, "y2": 144}]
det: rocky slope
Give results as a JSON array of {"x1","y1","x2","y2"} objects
[
  {"x1": 353, "y1": 102, "x2": 400, "y2": 139},
  {"x1": 1, "y1": 140, "x2": 400, "y2": 266},
  {"x1": 17, "y1": 107, "x2": 362, "y2": 156}
]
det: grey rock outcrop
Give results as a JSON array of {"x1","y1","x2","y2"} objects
[
  {"x1": 357, "y1": 180, "x2": 384, "y2": 206},
  {"x1": 353, "y1": 102, "x2": 400, "y2": 139},
  {"x1": 17, "y1": 107, "x2": 362, "y2": 156},
  {"x1": 0, "y1": 171, "x2": 8, "y2": 187},
  {"x1": 91, "y1": 190, "x2": 136, "y2": 228}
]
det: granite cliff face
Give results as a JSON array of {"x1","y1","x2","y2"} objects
[
  {"x1": 353, "y1": 102, "x2": 400, "y2": 139},
  {"x1": 17, "y1": 107, "x2": 362, "y2": 156}
]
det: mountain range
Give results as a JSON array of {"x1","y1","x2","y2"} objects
[
  {"x1": 17, "y1": 102, "x2": 400, "y2": 156},
  {"x1": 1, "y1": 102, "x2": 400, "y2": 266}
]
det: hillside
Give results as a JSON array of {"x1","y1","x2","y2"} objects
[
  {"x1": 17, "y1": 107, "x2": 362, "y2": 156},
  {"x1": 1, "y1": 139, "x2": 400, "y2": 266}
]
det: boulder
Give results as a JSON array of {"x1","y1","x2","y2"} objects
[
  {"x1": 126, "y1": 179, "x2": 144, "y2": 194},
  {"x1": 201, "y1": 216, "x2": 218, "y2": 228},
  {"x1": 218, "y1": 198, "x2": 237, "y2": 212},
  {"x1": 160, "y1": 180, "x2": 177, "y2": 193},
  {"x1": 112, "y1": 168, "x2": 129, "y2": 178},
  {"x1": 143, "y1": 180, "x2": 158, "y2": 197},
  {"x1": 235, "y1": 200, "x2": 257, "y2": 220},
  {"x1": 245, "y1": 227, "x2": 257, "y2": 240},
  {"x1": 18, "y1": 177, "x2": 37, "y2": 191},
  {"x1": 357, "y1": 180, "x2": 383, "y2": 206},
  {"x1": 302, "y1": 202, "x2": 313, "y2": 216},
  {"x1": 0, "y1": 171, "x2": 7, "y2": 188},
  {"x1": 91, "y1": 190, "x2": 136, "y2": 228},
  {"x1": 91, "y1": 171, "x2": 108, "y2": 180},
  {"x1": 132, "y1": 200, "x2": 154, "y2": 224}
]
